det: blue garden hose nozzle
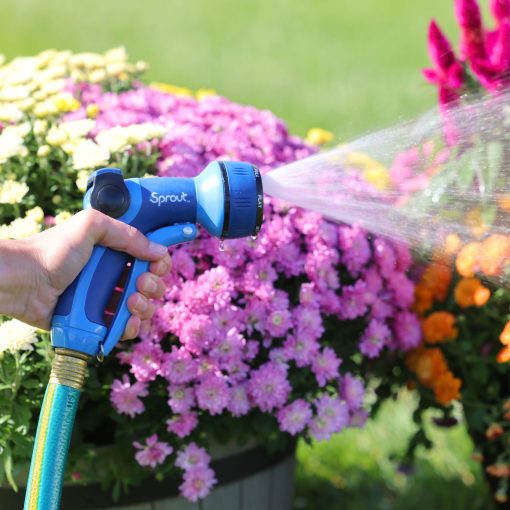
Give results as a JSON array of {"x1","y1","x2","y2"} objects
[{"x1": 51, "y1": 160, "x2": 264, "y2": 359}]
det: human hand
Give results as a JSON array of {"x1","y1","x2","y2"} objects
[{"x1": 0, "y1": 209, "x2": 171, "y2": 339}]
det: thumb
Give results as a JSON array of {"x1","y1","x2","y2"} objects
[{"x1": 78, "y1": 209, "x2": 168, "y2": 261}]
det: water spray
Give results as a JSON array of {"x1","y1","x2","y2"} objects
[{"x1": 24, "y1": 161, "x2": 263, "y2": 510}]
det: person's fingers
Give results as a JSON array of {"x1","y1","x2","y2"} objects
[
  {"x1": 149, "y1": 253, "x2": 172, "y2": 276},
  {"x1": 122, "y1": 315, "x2": 141, "y2": 340},
  {"x1": 136, "y1": 273, "x2": 166, "y2": 299},
  {"x1": 127, "y1": 292, "x2": 155, "y2": 321},
  {"x1": 77, "y1": 209, "x2": 168, "y2": 261}
]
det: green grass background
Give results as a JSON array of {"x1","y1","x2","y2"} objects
[{"x1": 0, "y1": 0, "x2": 494, "y2": 507}]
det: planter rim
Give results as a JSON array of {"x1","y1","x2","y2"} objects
[{"x1": 1, "y1": 442, "x2": 295, "y2": 509}]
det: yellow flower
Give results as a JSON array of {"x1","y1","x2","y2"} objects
[
  {"x1": 150, "y1": 82, "x2": 193, "y2": 97},
  {"x1": 76, "y1": 170, "x2": 90, "y2": 193},
  {"x1": 72, "y1": 139, "x2": 110, "y2": 170},
  {"x1": 196, "y1": 88, "x2": 217, "y2": 100},
  {"x1": 37, "y1": 144, "x2": 51, "y2": 157},
  {"x1": 344, "y1": 151, "x2": 390, "y2": 190},
  {"x1": 33, "y1": 120, "x2": 48, "y2": 135},
  {"x1": 46, "y1": 127, "x2": 67, "y2": 146},
  {"x1": 0, "y1": 215, "x2": 41, "y2": 239},
  {"x1": 305, "y1": 128, "x2": 334, "y2": 146},
  {"x1": 0, "y1": 319, "x2": 38, "y2": 353},
  {"x1": 26, "y1": 206, "x2": 44, "y2": 223},
  {"x1": 0, "y1": 103, "x2": 23, "y2": 122},
  {"x1": 0, "y1": 85, "x2": 31, "y2": 102},
  {"x1": 52, "y1": 93, "x2": 81, "y2": 113},
  {"x1": 86, "y1": 104, "x2": 99, "y2": 119},
  {"x1": 55, "y1": 211, "x2": 72, "y2": 224},
  {"x1": 88, "y1": 69, "x2": 106, "y2": 84},
  {"x1": 2, "y1": 122, "x2": 31, "y2": 138},
  {"x1": 0, "y1": 180, "x2": 29, "y2": 204},
  {"x1": 0, "y1": 133, "x2": 27, "y2": 163}
]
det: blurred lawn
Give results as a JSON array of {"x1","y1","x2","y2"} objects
[
  {"x1": 295, "y1": 392, "x2": 490, "y2": 510},
  {"x1": 0, "y1": 0, "x2": 491, "y2": 508}
]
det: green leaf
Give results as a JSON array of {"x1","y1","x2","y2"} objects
[{"x1": 4, "y1": 450, "x2": 17, "y2": 492}]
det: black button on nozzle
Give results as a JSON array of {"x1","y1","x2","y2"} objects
[{"x1": 89, "y1": 168, "x2": 130, "y2": 219}]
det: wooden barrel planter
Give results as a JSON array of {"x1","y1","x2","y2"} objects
[{"x1": 1, "y1": 443, "x2": 295, "y2": 510}]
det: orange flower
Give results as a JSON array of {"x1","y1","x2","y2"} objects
[
  {"x1": 486, "y1": 464, "x2": 510, "y2": 478},
  {"x1": 433, "y1": 370, "x2": 461, "y2": 405},
  {"x1": 497, "y1": 195, "x2": 510, "y2": 213},
  {"x1": 420, "y1": 263, "x2": 452, "y2": 302},
  {"x1": 465, "y1": 207, "x2": 487, "y2": 238},
  {"x1": 500, "y1": 322, "x2": 510, "y2": 346},
  {"x1": 486, "y1": 423, "x2": 504, "y2": 440},
  {"x1": 445, "y1": 233, "x2": 462, "y2": 255},
  {"x1": 422, "y1": 311, "x2": 458, "y2": 343},
  {"x1": 455, "y1": 242, "x2": 481, "y2": 277},
  {"x1": 414, "y1": 283, "x2": 434, "y2": 315},
  {"x1": 454, "y1": 278, "x2": 490, "y2": 308},
  {"x1": 479, "y1": 235, "x2": 510, "y2": 277},
  {"x1": 495, "y1": 489, "x2": 509, "y2": 503},
  {"x1": 407, "y1": 347, "x2": 448, "y2": 388},
  {"x1": 497, "y1": 346, "x2": 510, "y2": 363}
]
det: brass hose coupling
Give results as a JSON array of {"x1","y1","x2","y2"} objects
[{"x1": 48, "y1": 348, "x2": 90, "y2": 391}]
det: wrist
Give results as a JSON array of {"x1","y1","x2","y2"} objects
[{"x1": 0, "y1": 239, "x2": 37, "y2": 319}]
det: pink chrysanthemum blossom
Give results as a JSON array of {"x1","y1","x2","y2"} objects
[
  {"x1": 110, "y1": 375, "x2": 149, "y2": 418},
  {"x1": 311, "y1": 347, "x2": 342, "y2": 387},
  {"x1": 339, "y1": 374, "x2": 365, "y2": 411},
  {"x1": 167, "y1": 412, "x2": 199, "y2": 438},
  {"x1": 176, "y1": 442, "x2": 211, "y2": 471},
  {"x1": 168, "y1": 385, "x2": 195, "y2": 414},
  {"x1": 228, "y1": 383, "x2": 251, "y2": 417},
  {"x1": 393, "y1": 311, "x2": 422, "y2": 350},
  {"x1": 133, "y1": 434, "x2": 173, "y2": 468},
  {"x1": 195, "y1": 375, "x2": 230, "y2": 415},
  {"x1": 309, "y1": 395, "x2": 349, "y2": 441},
  {"x1": 179, "y1": 466, "x2": 217, "y2": 502},
  {"x1": 360, "y1": 319, "x2": 390, "y2": 358},
  {"x1": 277, "y1": 399, "x2": 313, "y2": 435},
  {"x1": 248, "y1": 362, "x2": 291, "y2": 412},
  {"x1": 161, "y1": 347, "x2": 198, "y2": 385}
]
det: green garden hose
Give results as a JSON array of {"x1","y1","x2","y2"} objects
[{"x1": 24, "y1": 349, "x2": 89, "y2": 510}]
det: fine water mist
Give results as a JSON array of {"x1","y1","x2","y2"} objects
[{"x1": 263, "y1": 91, "x2": 510, "y2": 286}]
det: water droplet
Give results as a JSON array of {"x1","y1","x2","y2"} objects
[
  {"x1": 251, "y1": 234, "x2": 258, "y2": 241},
  {"x1": 219, "y1": 239, "x2": 225, "y2": 252}
]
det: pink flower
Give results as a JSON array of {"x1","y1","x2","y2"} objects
[
  {"x1": 284, "y1": 334, "x2": 320, "y2": 368},
  {"x1": 265, "y1": 309, "x2": 292, "y2": 337},
  {"x1": 195, "y1": 375, "x2": 230, "y2": 415},
  {"x1": 110, "y1": 375, "x2": 149, "y2": 418},
  {"x1": 309, "y1": 395, "x2": 349, "y2": 441},
  {"x1": 133, "y1": 434, "x2": 173, "y2": 468},
  {"x1": 393, "y1": 311, "x2": 421, "y2": 350},
  {"x1": 248, "y1": 362, "x2": 291, "y2": 412},
  {"x1": 340, "y1": 281, "x2": 369, "y2": 320},
  {"x1": 176, "y1": 443, "x2": 211, "y2": 471},
  {"x1": 311, "y1": 347, "x2": 341, "y2": 387},
  {"x1": 338, "y1": 225, "x2": 371, "y2": 275},
  {"x1": 167, "y1": 412, "x2": 199, "y2": 438},
  {"x1": 179, "y1": 466, "x2": 217, "y2": 502},
  {"x1": 168, "y1": 385, "x2": 195, "y2": 414},
  {"x1": 130, "y1": 340, "x2": 162, "y2": 382},
  {"x1": 228, "y1": 384, "x2": 251, "y2": 416},
  {"x1": 277, "y1": 399, "x2": 312, "y2": 435},
  {"x1": 423, "y1": 20, "x2": 464, "y2": 91},
  {"x1": 455, "y1": 0, "x2": 487, "y2": 61},
  {"x1": 360, "y1": 320, "x2": 390, "y2": 358},
  {"x1": 491, "y1": 0, "x2": 510, "y2": 22},
  {"x1": 339, "y1": 374, "x2": 365, "y2": 411},
  {"x1": 161, "y1": 347, "x2": 198, "y2": 385}
]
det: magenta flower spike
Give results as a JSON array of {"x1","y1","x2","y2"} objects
[
  {"x1": 455, "y1": 0, "x2": 487, "y2": 61},
  {"x1": 491, "y1": 0, "x2": 510, "y2": 23},
  {"x1": 424, "y1": 20, "x2": 464, "y2": 89}
]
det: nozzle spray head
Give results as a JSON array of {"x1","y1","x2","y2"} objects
[{"x1": 195, "y1": 161, "x2": 264, "y2": 239}]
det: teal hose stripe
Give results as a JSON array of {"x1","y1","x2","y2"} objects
[{"x1": 24, "y1": 383, "x2": 81, "y2": 510}]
